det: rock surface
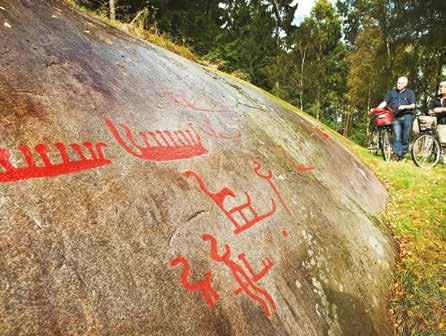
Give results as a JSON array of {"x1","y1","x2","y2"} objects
[{"x1": 0, "y1": 1, "x2": 394, "y2": 335}]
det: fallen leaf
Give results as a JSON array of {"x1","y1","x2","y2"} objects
[{"x1": 4, "y1": 22, "x2": 11, "y2": 28}]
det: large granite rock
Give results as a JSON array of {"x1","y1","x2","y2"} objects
[{"x1": 0, "y1": 1, "x2": 395, "y2": 335}]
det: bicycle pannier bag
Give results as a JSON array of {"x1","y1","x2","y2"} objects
[
  {"x1": 375, "y1": 109, "x2": 393, "y2": 126},
  {"x1": 417, "y1": 116, "x2": 437, "y2": 132},
  {"x1": 437, "y1": 124, "x2": 446, "y2": 145}
]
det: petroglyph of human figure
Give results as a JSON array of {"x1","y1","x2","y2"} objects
[
  {"x1": 202, "y1": 234, "x2": 276, "y2": 317},
  {"x1": 170, "y1": 256, "x2": 220, "y2": 307}
]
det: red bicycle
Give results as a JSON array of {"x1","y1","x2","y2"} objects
[{"x1": 368, "y1": 107, "x2": 394, "y2": 161}]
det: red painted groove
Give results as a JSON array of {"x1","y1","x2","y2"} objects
[
  {"x1": 199, "y1": 118, "x2": 241, "y2": 141},
  {"x1": 295, "y1": 164, "x2": 315, "y2": 172},
  {"x1": 183, "y1": 170, "x2": 277, "y2": 235},
  {"x1": 253, "y1": 161, "x2": 291, "y2": 216},
  {"x1": 160, "y1": 87, "x2": 236, "y2": 114},
  {"x1": 105, "y1": 117, "x2": 208, "y2": 161},
  {"x1": 202, "y1": 234, "x2": 276, "y2": 317},
  {"x1": 171, "y1": 256, "x2": 220, "y2": 308},
  {"x1": 311, "y1": 127, "x2": 330, "y2": 141},
  {"x1": 0, "y1": 141, "x2": 110, "y2": 182}
]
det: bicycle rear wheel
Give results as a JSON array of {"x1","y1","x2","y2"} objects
[
  {"x1": 411, "y1": 134, "x2": 442, "y2": 168},
  {"x1": 380, "y1": 128, "x2": 392, "y2": 161}
]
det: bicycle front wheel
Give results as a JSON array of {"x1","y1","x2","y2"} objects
[
  {"x1": 380, "y1": 128, "x2": 392, "y2": 161},
  {"x1": 411, "y1": 134, "x2": 442, "y2": 168},
  {"x1": 368, "y1": 128, "x2": 380, "y2": 155}
]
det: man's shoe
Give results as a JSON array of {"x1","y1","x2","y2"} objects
[{"x1": 391, "y1": 153, "x2": 400, "y2": 161}]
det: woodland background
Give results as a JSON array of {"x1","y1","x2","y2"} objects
[{"x1": 76, "y1": 0, "x2": 446, "y2": 145}]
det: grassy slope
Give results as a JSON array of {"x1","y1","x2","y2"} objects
[
  {"x1": 62, "y1": 3, "x2": 446, "y2": 334},
  {"x1": 64, "y1": 0, "x2": 199, "y2": 63},
  {"x1": 353, "y1": 148, "x2": 446, "y2": 335}
]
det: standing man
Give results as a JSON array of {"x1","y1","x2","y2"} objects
[
  {"x1": 377, "y1": 77, "x2": 416, "y2": 161},
  {"x1": 431, "y1": 81, "x2": 446, "y2": 146}
]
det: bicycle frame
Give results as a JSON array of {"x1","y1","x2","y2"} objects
[{"x1": 368, "y1": 109, "x2": 394, "y2": 160}]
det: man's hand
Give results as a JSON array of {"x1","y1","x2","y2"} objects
[
  {"x1": 399, "y1": 103, "x2": 416, "y2": 111},
  {"x1": 377, "y1": 101, "x2": 387, "y2": 109},
  {"x1": 433, "y1": 107, "x2": 446, "y2": 114}
]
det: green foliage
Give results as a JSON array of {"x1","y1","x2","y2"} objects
[
  {"x1": 337, "y1": 0, "x2": 446, "y2": 143},
  {"x1": 206, "y1": 1, "x2": 277, "y2": 88},
  {"x1": 267, "y1": 0, "x2": 348, "y2": 131}
]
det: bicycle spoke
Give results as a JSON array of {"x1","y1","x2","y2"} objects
[{"x1": 411, "y1": 134, "x2": 441, "y2": 168}]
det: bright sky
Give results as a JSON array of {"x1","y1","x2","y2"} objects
[{"x1": 292, "y1": 0, "x2": 335, "y2": 25}]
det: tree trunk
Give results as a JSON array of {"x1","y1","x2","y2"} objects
[
  {"x1": 343, "y1": 109, "x2": 352, "y2": 137},
  {"x1": 272, "y1": 0, "x2": 281, "y2": 90},
  {"x1": 385, "y1": 38, "x2": 392, "y2": 86},
  {"x1": 299, "y1": 45, "x2": 307, "y2": 111},
  {"x1": 110, "y1": 0, "x2": 116, "y2": 20},
  {"x1": 366, "y1": 86, "x2": 371, "y2": 137}
]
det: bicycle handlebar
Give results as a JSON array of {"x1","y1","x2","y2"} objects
[{"x1": 369, "y1": 107, "x2": 395, "y2": 115}]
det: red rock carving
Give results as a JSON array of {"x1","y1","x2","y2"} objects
[
  {"x1": 171, "y1": 256, "x2": 220, "y2": 308},
  {"x1": 233, "y1": 253, "x2": 274, "y2": 295},
  {"x1": 253, "y1": 161, "x2": 291, "y2": 216},
  {"x1": 311, "y1": 127, "x2": 330, "y2": 141},
  {"x1": 296, "y1": 164, "x2": 315, "y2": 172},
  {"x1": 160, "y1": 87, "x2": 235, "y2": 114},
  {"x1": 183, "y1": 170, "x2": 277, "y2": 235},
  {"x1": 105, "y1": 118, "x2": 208, "y2": 161},
  {"x1": 0, "y1": 141, "x2": 110, "y2": 183},
  {"x1": 199, "y1": 118, "x2": 241, "y2": 141},
  {"x1": 202, "y1": 234, "x2": 276, "y2": 317}
]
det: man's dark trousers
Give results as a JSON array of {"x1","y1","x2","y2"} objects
[{"x1": 392, "y1": 113, "x2": 413, "y2": 159}]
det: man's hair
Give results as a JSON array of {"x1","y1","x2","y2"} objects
[
  {"x1": 439, "y1": 81, "x2": 446, "y2": 96},
  {"x1": 398, "y1": 77, "x2": 408, "y2": 84}
]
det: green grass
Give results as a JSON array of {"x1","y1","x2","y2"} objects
[{"x1": 347, "y1": 147, "x2": 446, "y2": 335}]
